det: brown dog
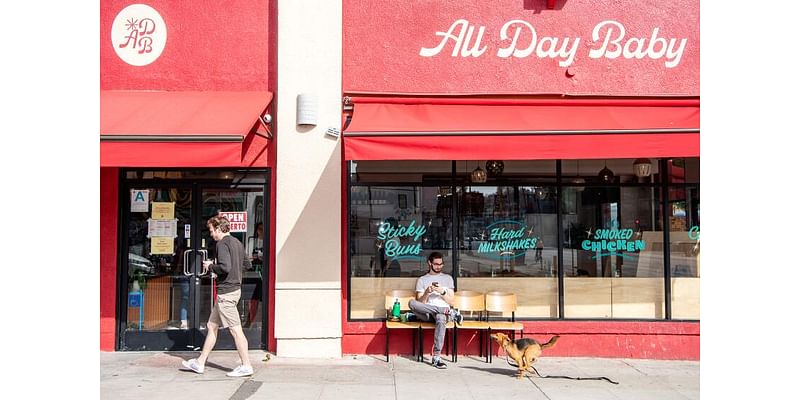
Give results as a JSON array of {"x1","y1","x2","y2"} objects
[{"x1": 490, "y1": 332, "x2": 560, "y2": 379}]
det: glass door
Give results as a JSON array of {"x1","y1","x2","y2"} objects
[
  {"x1": 198, "y1": 185, "x2": 264, "y2": 349},
  {"x1": 119, "y1": 170, "x2": 267, "y2": 351}
]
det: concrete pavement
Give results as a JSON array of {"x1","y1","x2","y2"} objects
[{"x1": 100, "y1": 350, "x2": 699, "y2": 400}]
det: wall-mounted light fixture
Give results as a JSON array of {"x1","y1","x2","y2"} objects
[{"x1": 296, "y1": 93, "x2": 318, "y2": 126}]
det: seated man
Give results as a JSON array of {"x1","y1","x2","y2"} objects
[{"x1": 407, "y1": 251, "x2": 463, "y2": 369}]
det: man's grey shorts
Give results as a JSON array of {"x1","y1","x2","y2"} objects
[{"x1": 209, "y1": 289, "x2": 241, "y2": 328}]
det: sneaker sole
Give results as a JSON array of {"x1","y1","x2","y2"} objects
[
  {"x1": 181, "y1": 360, "x2": 204, "y2": 374},
  {"x1": 227, "y1": 372, "x2": 254, "y2": 377}
]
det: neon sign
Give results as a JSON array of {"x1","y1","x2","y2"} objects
[
  {"x1": 581, "y1": 228, "x2": 645, "y2": 260},
  {"x1": 377, "y1": 220, "x2": 426, "y2": 261},
  {"x1": 477, "y1": 220, "x2": 539, "y2": 258}
]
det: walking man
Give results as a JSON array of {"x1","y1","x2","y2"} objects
[{"x1": 181, "y1": 215, "x2": 254, "y2": 377}]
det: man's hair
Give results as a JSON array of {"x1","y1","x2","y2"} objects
[
  {"x1": 207, "y1": 215, "x2": 231, "y2": 233},
  {"x1": 427, "y1": 251, "x2": 444, "y2": 263}
]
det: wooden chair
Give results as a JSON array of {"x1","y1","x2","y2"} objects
[
  {"x1": 452, "y1": 290, "x2": 490, "y2": 362},
  {"x1": 485, "y1": 291, "x2": 524, "y2": 363}
]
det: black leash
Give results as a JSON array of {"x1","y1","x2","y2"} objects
[{"x1": 505, "y1": 356, "x2": 619, "y2": 385}]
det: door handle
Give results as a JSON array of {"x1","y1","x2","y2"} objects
[
  {"x1": 182, "y1": 249, "x2": 193, "y2": 276},
  {"x1": 196, "y1": 249, "x2": 210, "y2": 277}
]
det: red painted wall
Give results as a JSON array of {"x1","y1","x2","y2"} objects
[
  {"x1": 101, "y1": 0, "x2": 270, "y2": 91},
  {"x1": 343, "y1": 0, "x2": 699, "y2": 96},
  {"x1": 100, "y1": 168, "x2": 119, "y2": 351},
  {"x1": 341, "y1": 321, "x2": 699, "y2": 360}
]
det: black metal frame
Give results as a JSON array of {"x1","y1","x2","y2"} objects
[{"x1": 115, "y1": 168, "x2": 271, "y2": 351}]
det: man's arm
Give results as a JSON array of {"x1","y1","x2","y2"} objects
[
  {"x1": 415, "y1": 278, "x2": 433, "y2": 302},
  {"x1": 211, "y1": 241, "x2": 233, "y2": 275}
]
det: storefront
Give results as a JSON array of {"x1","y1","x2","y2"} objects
[
  {"x1": 340, "y1": 0, "x2": 700, "y2": 359},
  {"x1": 100, "y1": 1, "x2": 276, "y2": 351}
]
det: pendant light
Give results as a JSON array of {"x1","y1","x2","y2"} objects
[
  {"x1": 485, "y1": 160, "x2": 505, "y2": 177},
  {"x1": 572, "y1": 160, "x2": 586, "y2": 192},
  {"x1": 633, "y1": 158, "x2": 653, "y2": 178},
  {"x1": 471, "y1": 161, "x2": 487, "y2": 183},
  {"x1": 598, "y1": 160, "x2": 615, "y2": 183}
]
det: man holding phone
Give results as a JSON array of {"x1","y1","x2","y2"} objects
[{"x1": 407, "y1": 251, "x2": 463, "y2": 369}]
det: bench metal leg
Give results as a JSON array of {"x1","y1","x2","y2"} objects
[
  {"x1": 453, "y1": 327, "x2": 458, "y2": 362},
  {"x1": 488, "y1": 328, "x2": 493, "y2": 363},
  {"x1": 417, "y1": 327, "x2": 423, "y2": 362}
]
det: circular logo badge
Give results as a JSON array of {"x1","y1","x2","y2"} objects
[{"x1": 111, "y1": 4, "x2": 167, "y2": 66}]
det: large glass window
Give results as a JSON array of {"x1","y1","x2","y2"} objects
[
  {"x1": 347, "y1": 158, "x2": 699, "y2": 321},
  {"x1": 455, "y1": 164, "x2": 559, "y2": 318},
  {"x1": 562, "y1": 183, "x2": 665, "y2": 319},
  {"x1": 668, "y1": 185, "x2": 700, "y2": 319}
]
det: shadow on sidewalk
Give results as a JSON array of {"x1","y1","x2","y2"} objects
[
  {"x1": 167, "y1": 351, "x2": 234, "y2": 373},
  {"x1": 458, "y1": 366, "x2": 517, "y2": 377}
]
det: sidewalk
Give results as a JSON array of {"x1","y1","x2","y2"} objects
[{"x1": 100, "y1": 350, "x2": 699, "y2": 400}]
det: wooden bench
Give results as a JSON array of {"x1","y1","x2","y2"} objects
[{"x1": 384, "y1": 290, "x2": 454, "y2": 362}]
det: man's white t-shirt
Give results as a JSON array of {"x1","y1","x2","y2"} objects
[{"x1": 415, "y1": 273, "x2": 454, "y2": 308}]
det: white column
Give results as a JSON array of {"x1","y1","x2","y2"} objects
[{"x1": 275, "y1": 0, "x2": 342, "y2": 357}]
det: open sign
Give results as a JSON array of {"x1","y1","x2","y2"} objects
[{"x1": 219, "y1": 212, "x2": 247, "y2": 232}]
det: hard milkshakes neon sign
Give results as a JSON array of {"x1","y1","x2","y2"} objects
[
  {"x1": 477, "y1": 221, "x2": 538, "y2": 258},
  {"x1": 420, "y1": 19, "x2": 687, "y2": 68}
]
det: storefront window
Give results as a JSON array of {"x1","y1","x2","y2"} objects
[
  {"x1": 349, "y1": 181, "x2": 453, "y2": 318},
  {"x1": 456, "y1": 181, "x2": 559, "y2": 318},
  {"x1": 668, "y1": 185, "x2": 700, "y2": 319},
  {"x1": 562, "y1": 184, "x2": 665, "y2": 319},
  {"x1": 347, "y1": 159, "x2": 698, "y2": 321}
]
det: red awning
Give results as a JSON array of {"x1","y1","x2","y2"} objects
[
  {"x1": 343, "y1": 102, "x2": 699, "y2": 160},
  {"x1": 101, "y1": 91, "x2": 273, "y2": 167}
]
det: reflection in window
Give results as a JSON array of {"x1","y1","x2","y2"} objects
[
  {"x1": 669, "y1": 186, "x2": 700, "y2": 319},
  {"x1": 562, "y1": 186, "x2": 665, "y2": 319},
  {"x1": 350, "y1": 186, "x2": 451, "y2": 278},
  {"x1": 458, "y1": 186, "x2": 557, "y2": 278},
  {"x1": 456, "y1": 184, "x2": 559, "y2": 318}
]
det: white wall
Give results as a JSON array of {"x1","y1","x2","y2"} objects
[{"x1": 275, "y1": 0, "x2": 342, "y2": 357}]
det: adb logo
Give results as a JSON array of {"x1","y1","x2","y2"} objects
[{"x1": 111, "y1": 4, "x2": 167, "y2": 66}]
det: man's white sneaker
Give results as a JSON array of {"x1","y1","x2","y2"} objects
[
  {"x1": 226, "y1": 365, "x2": 254, "y2": 377},
  {"x1": 181, "y1": 358, "x2": 204, "y2": 374}
]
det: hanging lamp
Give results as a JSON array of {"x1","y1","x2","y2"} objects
[
  {"x1": 633, "y1": 158, "x2": 653, "y2": 178},
  {"x1": 572, "y1": 160, "x2": 586, "y2": 192},
  {"x1": 598, "y1": 160, "x2": 615, "y2": 183},
  {"x1": 471, "y1": 161, "x2": 487, "y2": 183},
  {"x1": 485, "y1": 160, "x2": 505, "y2": 177}
]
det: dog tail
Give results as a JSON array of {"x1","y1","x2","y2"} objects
[{"x1": 541, "y1": 335, "x2": 560, "y2": 349}]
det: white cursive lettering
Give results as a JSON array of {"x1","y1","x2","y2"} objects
[
  {"x1": 589, "y1": 20, "x2": 686, "y2": 68},
  {"x1": 421, "y1": 19, "x2": 687, "y2": 69},
  {"x1": 420, "y1": 19, "x2": 487, "y2": 57}
]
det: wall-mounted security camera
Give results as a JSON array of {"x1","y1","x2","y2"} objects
[{"x1": 326, "y1": 126, "x2": 340, "y2": 138}]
